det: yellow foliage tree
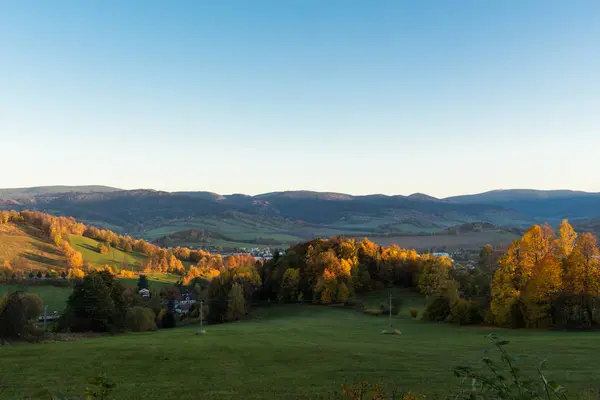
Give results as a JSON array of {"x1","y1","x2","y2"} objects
[
  {"x1": 522, "y1": 254, "x2": 563, "y2": 327},
  {"x1": 557, "y1": 219, "x2": 577, "y2": 259}
]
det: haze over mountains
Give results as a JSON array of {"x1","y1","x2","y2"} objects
[{"x1": 2, "y1": 186, "x2": 600, "y2": 249}]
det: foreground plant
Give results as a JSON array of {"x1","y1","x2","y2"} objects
[{"x1": 452, "y1": 334, "x2": 567, "y2": 400}]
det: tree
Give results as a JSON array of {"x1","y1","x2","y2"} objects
[
  {"x1": 418, "y1": 256, "x2": 452, "y2": 297},
  {"x1": 0, "y1": 292, "x2": 43, "y2": 343},
  {"x1": 279, "y1": 268, "x2": 300, "y2": 302},
  {"x1": 125, "y1": 307, "x2": 157, "y2": 332},
  {"x1": 66, "y1": 250, "x2": 84, "y2": 269},
  {"x1": 557, "y1": 219, "x2": 577, "y2": 258},
  {"x1": 137, "y1": 274, "x2": 149, "y2": 292},
  {"x1": 522, "y1": 254, "x2": 563, "y2": 327},
  {"x1": 124, "y1": 242, "x2": 133, "y2": 253},
  {"x1": 97, "y1": 243, "x2": 111, "y2": 255},
  {"x1": 490, "y1": 241, "x2": 524, "y2": 328},
  {"x1": 59, "y1": 271, "x2": 127, "y2": 332},
  {"x1": 226, "y1": 282, "x2": 245, "y2": 321},
  {"x1": 563, "y1": 232, "x2": 600, "y2": 327}
]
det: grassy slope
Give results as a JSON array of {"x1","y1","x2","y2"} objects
[
  {"x1": 0, "y1": 301, "x2": 598, "y2": 399},
  {"x1": 69, "y1": 235, "x2": 146, "y2": 271},
  {"x1": 0, "y1": 284, "x2": 71, "y2": 312},
  {"x1": 0, "y1": 223, "x2": 66, "y2": 271},
  {"x1": 0, "y1": 225, "x2": 179, "y2": 310}
]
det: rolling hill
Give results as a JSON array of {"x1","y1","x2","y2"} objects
[
  {"x1": 4, "y1": 185, "x2": 600, "y2": 250},
  {"x1": 0, "y1": 186, "x2": 532, "y2": 249},
  {"x1": 0, "y1": 220, "x2": 146, "y2": 273}
]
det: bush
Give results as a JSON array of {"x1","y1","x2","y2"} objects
[
  {"x1": 364, "y1": 308, "x2": 383, "y2": 316},
  {"x1": 423, "y1": 296, "x2": 451, "y2": 322},
  {"x1": 0, "y1": 292, "x2": 43, "y2": 343},
  {"x1": 450, "y1": 298, "x2": 485, "y2": 326},
  {"x1": 160, "y1": 309, "x2": 176, "y2": 329},
  {"x1": 125, "y1": 306, "x2": 157, "y2": 332},
  {"x1": 410, "y1": 308, "x2": 418, "y2": 319},
  {"x1": 380, "y1": 298, "x2": 402, "y2": 316}
]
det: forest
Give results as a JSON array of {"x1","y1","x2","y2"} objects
[{"x1": 1, "y1": 210, "x2": 599, "y2": 337}]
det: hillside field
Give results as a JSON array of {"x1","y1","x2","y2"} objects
[
  {"x1": 69, "y1": 234, "x2": 146, "y2": 271},
  {"x1": 369, "y1": 231, "x2": 519, "y2": 251},
  {"x1": 0, "y1": 223, "x2": 65, "y2": 271},
  {"x1": 0, "y1": 284, "x2": 71, "y2": 313},
  {"x1": 0, "y1": 294, "x2": 598, "y2": 399}
]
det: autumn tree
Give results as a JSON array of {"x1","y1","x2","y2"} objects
[
  {"x1": 562, "y1": 232, "x2": 600, "y2": 327},
  {"x1": 522, "y1": 253, "x2": 563, "y2": 327},
  {"x1": 557, "y1": 220, "x2": 577, "y2": 259}
]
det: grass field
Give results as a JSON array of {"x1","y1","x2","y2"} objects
[
  {"x1": 369, "y1": 231, "x2": 519, "y2": 251},
  {"x1": 0, "y1": 284, "x2": 71, "y2": 313},
  {"x1": 0, "y1": 223, "x2": 65, "y2": 271},
  {"x1": 0, "y1": 296, "x2": 598, "y2": 399},
  {"x1": 0, "y1": 274, "x2": 180, "y2": 313},
  {"x1": 69, "y1": 235, "x2": 147, "y2": 271}
]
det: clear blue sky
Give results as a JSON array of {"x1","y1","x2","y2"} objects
[{"x1": 1, "y1": 1, "x2": 599, "y2": 197}]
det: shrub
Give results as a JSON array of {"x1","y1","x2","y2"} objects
[
  {"x1": 423, "y1": 296, "x2": 451, "y2": 322},
  {"x1": 161, "y1": 309, "x2": 176, "y2": 329},
  {"x1": 0, "y1": 292, "x2": 43, "y2": 343},
  {"x1": 380, "y1": 298, "x2": 402, "y2": 316},
  {"x1": 410, "y1": 308, "x2": 418, "y2": 319},
  {"x1": 453, "y1": 334, "x2": 568, "y2": 399},
  {"x1": 22, "y1": 293, "x2": 44, "y2": 321},
  {"x1": 364, "y1": 308, "x2": 383, "y2": 316},
  {"x1": 125, "y1": 306, "x2": 157, "y2": 332}
]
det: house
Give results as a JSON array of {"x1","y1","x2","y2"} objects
[
  {"x1": 174, "y1": 292, "x2": 197, "y2": 314},
  {"x1": 138, "y1": 288, "x2": 151, "y2": 299}
]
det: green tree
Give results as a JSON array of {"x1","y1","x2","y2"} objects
[
  {"x1": 226, "y1": 282, "x2": 245, "y2": 322},
  {"x1": 279, "y1": 268, "x2": 300, "y2": 302},
  {"x1": 137, "y1": 274, "x2": 149, "y2": 292},
  {"x1": 59, "y1": 271, "x2": 127, "y2": 332},
  {"x1": 418, "y1": 256, "x2": 452, "y2": 297}
]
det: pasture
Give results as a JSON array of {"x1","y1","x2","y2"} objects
[
  {"x1": 0, "y1": 273, "x2": 179, "y2": 313},
  {"x1": 0, "y1": 284, "x2": 71, "y2": 313},
  {"x1": 0, "y1": 299, "x2": 598, "y2": 399},
  {"x1": 369, "y1": 231, "x2": 519, "y2": 251},
  {"x1": 69, "y1": 235, "x2": 146, "y2": 271}
]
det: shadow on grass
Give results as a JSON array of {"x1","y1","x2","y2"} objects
[
  {"x1": 78, "y1": 243, "x2": 101, "y2": 253},
  {"x1": 22, "y1": 251, "x2": 64, "y2": 267},
  {"x1": 30, "y1": 240, "x2": 64, "y2": 257}
]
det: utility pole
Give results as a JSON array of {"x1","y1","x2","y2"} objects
[
  {"x1": 388, "y1": 293, "x2": 392, "y2": 329},
  {"x1": 200, "y1": 300, "x2": 204, "y2": 332},
  {"x1": 44, "y1": 305, "x2": 48, "y2": 331}
]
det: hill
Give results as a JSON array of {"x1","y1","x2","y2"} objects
[
  {"x1": 0, "y1": 186, "x2": 532, "y2": 249},
  {"x1": 0, "y1": 223, "x2": 65, "y2": 271},
  {"x1": 0, "y1": 185, "x2": 119, "y2": 200},
  {"x1": 0, "y1": 221, "x2": 146, "y2": 273},
  {"x1": 7, "y1": 185, "x2": 600, "y2": 250}
]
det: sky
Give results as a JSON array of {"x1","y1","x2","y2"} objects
[{"x1": 1, "y1": 1, "x2": 600, "y2": 197}]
